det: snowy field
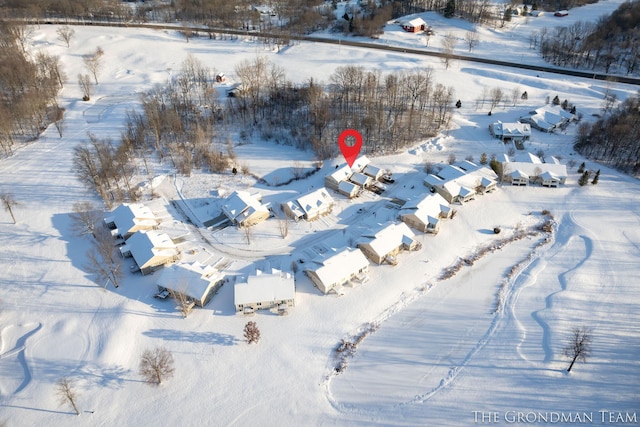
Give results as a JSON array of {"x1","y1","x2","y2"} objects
[{"x1": 0, "y1": 2, "x2": 639, "y2": 426}]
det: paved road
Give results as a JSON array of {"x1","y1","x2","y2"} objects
[{"x1": 30, "y1": 19, "x2": 640, "y2": 86}]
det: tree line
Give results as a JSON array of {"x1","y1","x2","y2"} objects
[
  {"x1": 534, "y1": 0, "x2": 640, "y2": 76},
  {"x1": 574, "y1": 91, "x2": 640, "y2": 174},
  {"x1": 72, "y1": 54, "x2": 455, "y2": 206},
  {"x1": 0, "y1": 21, "x2": 64, "y2": 157}
]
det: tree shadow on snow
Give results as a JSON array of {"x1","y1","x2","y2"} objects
[{"x1": 142, "y1": 328, "x2": 239, "y2": 346}]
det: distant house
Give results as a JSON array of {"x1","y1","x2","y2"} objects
[
  {"x1": 338, "y1": 180, "x2": 361, "y2": 199},
  {"x1": 282, "y1": 187, "x2": 335, "y2": 221},
  {"x1": 234, "y1": 268, "x2": 295, "y2": 314},
  {"x1": 305, "y1": 247, "x2": 370, "y2": 294},
  {"x1": 358, "y1": 222, "x2": 419, "y2": 265},
  {"x1": 424, "y1": 161, "x2": 498, "y2": 204},
  {"x1": 554, "y1": 10, "x2": 569, "y2": 16},
  {"x1": 156, "y1": 262, "x2": 225, "y2": 307},
  {"x1": 489, "y1": 121, "x2": 531, "y2": 143},
  {"x1": 221, "y1": 190, "x2": 270, "y2": 227},
  {"x1": 519, "y1": 105, "x2": 575, "y2": 133},
  {"x1": 325, "y1": 164, "x2": 353, "y2": 190},
  {"x1": 120, "y1": 230, "x2": 180, "y2": 275},
  {"x1": 399, "y1": 193, "x2": 452, "y2": 234},
  {"x1": 215, "y1": 72, "x2": 226, "y2": 83},
  {"x1": 401, "y1": 17, "x2": 426, "y2": 32},
  {"x1": 501, "y1": 152, "x2": 567, "y2": 186},
  {"x1": 104, "y1": 203, "x2": 159, "y2": 241}
]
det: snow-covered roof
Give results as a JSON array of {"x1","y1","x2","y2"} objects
[
  {"x1": 503, "y1": 161, "x2": 567, "y2": 179},
  {"x1": 157, "y1": 262, "x2": 224, "y2": 302},
  {"x1": 121, "y1": 230, "x2": 178, "y2": 268},
  {"x1": 426, "y1": 162, "x2": 497, "y2": 199},
  {"x1": 363, "y1": 164, "x2": 384, "y2": 179},
  {"x1": 402, "y1": 17, "x2": 426, "y2": 27},
  {"x1": 104, "y1": 203, "x2": 157, "y2": 234},
  {"x1": 308, "y1": 247, "x2": 369, "y2": 288},
  {"x1": 510, "y1": 169, "x2": 529, "y2": 179},
  {"x1": 350, "y1": 172, "x2": 371, "y2": 187},
  {"x1": 401, "y1": 193, "x2": 451, "y2": 226},
  {"x1": 221, "y1": 191, "x2": 269, "y2": 223},
  {"x1": 522, "y1": 105, "x2": 575, "y2": 131},
  {"x1": 360, "y1": 222, "x2": 416, "y2": 257},
  {"x1": 327, "y1": 165, "x2": 353, "y2": 183},
  {"x1": 350, "y1": 156, "x2": 370, "y2": 173},
  {"x1": 338, "y1": 180, "x2": 359, "y2": 195},
  {"x1": 296, "y1": 188, "x2": 334, "y2": 217},
  {"x1": 513, "y1": 152, "x2": 543, "y2": 164},
  {"x1": 490, "y1": 122, "x2": 531, "y2": 137},
  {"x1": 234, "y1": 268, "x2": 295, "y2": 307}
]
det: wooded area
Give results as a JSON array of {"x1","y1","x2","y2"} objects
[
  {"x1": 574, "y1": 91, "x2": 640, "y2": 174},
  {"x1": 119, "y1": 55, "x2": 454, "y2": 172},
  {"x1": 0, "y1": 21, "x2": 64, "y2": 156},
  {"x1": 534, "y1": 0, "x2": 640, "y2": 75}
]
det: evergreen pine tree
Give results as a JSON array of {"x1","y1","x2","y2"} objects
[
  {"x1": 592, "y1": 169, "x2": 600, "y2": 185},
  {"x1": 577, "y1": 162, "x2": 585, "y2": 173},
  {"x1": 480, "y1": 152, "x2": 488, "y2": 164},
  {"x1": 456, "y1": 99, "x2": 462, "y2": 108},
  {"x1": 444, "y1": 0, "x2": 456, "y2": 18},
  {"x1": 552, "y1": 95, "x2": 560, "y2": 105},
  {"x1": 578, "y1": 171, "x2": 590, "y2": 186}
]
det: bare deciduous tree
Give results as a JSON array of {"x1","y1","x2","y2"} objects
[
  {"x1": 56, "y1": 377, "x2": 80, "y2": 415},
  {"x1": 83, "y1": 46, "x2": 104, "y2": 85},
  {"x1": 78, "y1": 73, "x2": 93, "y2": 101},
  {"x1": 563, "y1": 326, "x2": 592, "y2": 372},
  {"x1": 139, "y1": 347, "x2": 175, "y2": 385},
  {"x1": 464, "y1": 30, "x2": 480, "y2": 52},
  {"x1": 168, "y1": 286, "x2": 194, "y2": 318},
  {"x1": 277, "y1": 214, "x2": 290, "y2": 239},
  {"x1": 69, "y1": 201, "x2": 102, "y2": 238},
  {"x1": 244, "y1": 321, "x2": 261, "y2": 344},
  {"x1": 489, "y1": 87, "x2": 504, "y2": 113},
  {"x1": 84, "y1": 225, "x2": 123, "y2": 288},
  {"x1": 56, "y1": 26, "x2": 75, "y2": 48},
  {"x1": 441, "y1": 33, "x2": 457, "y2": 70},
  {"x1": 0, "y1": 192, "x2": 18, "y2": 224}
]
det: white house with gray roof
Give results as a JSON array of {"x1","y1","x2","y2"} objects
[{"x1": 305, "y1": 247, "x2": 370, "y2": 294}]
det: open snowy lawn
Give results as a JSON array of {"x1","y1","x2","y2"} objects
[{"x1": 0, "y1": 4, "x2": 639, "y2": 425}]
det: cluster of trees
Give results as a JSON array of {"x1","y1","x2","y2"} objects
[
  {"x1": 534, "y1": 1, "x2": 640, "y2": 75},
  {"x1": 72, "y1": 134, "x2": 139, "y2": 207},
  {"x1": 124, "y1": 56, "x2": 455, "y2": 172},
  {"x1": 0, "y1": 22, "x2": 64, "y2": 157},
  {"x1": 1, "y1": 0, "x2": 133, "y2": 22},
  {"x1": 574, "y1": 92, "x2": 640, "y2": 174},
  {"x1": 228, "y1": 61, "x2": 455, "y2": 158}
]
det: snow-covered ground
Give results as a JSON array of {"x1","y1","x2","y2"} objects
[{"x1": 0, "y1": 3, "x2": 639, "y2": 425}]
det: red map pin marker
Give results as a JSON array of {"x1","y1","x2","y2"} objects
[{"x1": 338, "y1": 129, "x2": 362, "y2": 168}]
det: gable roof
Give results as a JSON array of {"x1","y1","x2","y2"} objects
[
  {"x1": 234, "y1": 268, "x2": 295, "y2": 306},
  {"x1": 401, "y1": 193, "x2": 451, "y2": 227},
  {"x1": 121, "y1": 230, "x2": 178, "y2": 268},
  {"x1": 308, "y1": 247, "x2": 369, "y2": 287},
  {"x1": 360, "y1": 222, "x2": 416, "y2": 257},
  {"x1": 490, "y1": 122, "x2": 531, "y2": 137},
  {"x1": 291, "y1": 187, "x2": 335, "y2": 218},
  {"x1": 104, "y1": 203, "x2": 157, "y2": 234},
  {"x1": 350, "y1": 155, "x2": 370, "y2": 173},
  {"x1": 157, "y1": 262, "x2": 224, "y2": 302},
  {"x1": 402, "y1": 17, "x2": 426, "y2": 28},
  {"x1": 221, "y1": 191, "x2": 269, "y2": 223},
  {"x1": 327, "y1": 164, "x2": 353, "y2": 183}
]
